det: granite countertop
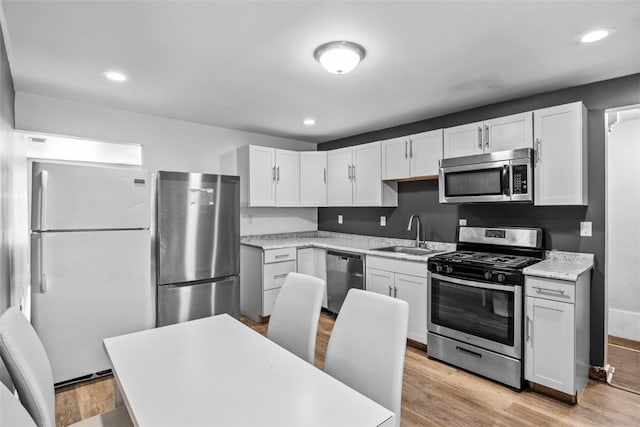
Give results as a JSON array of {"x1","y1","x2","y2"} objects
[
  {"x1": 241, "y1": 231, "x2": 456, "y2": 262},
  {"x1": 523, "y1": 251, "x2": 594, "y2": 281}
]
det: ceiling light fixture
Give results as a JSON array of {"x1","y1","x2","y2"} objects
[
  {"x1": 314, "y1": 41, "x2": 366, "y2": 75},
  {"x1": 103, "y1": 70, "x2": 128, "y2": 82},
  {"x1": 303, "y1": 118, "x2": 316, "y2": 126},
  {"x1": 579, "y1": 28, "x2": 614, "y2": 43}
]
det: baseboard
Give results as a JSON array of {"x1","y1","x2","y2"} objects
[
  {"x1": 608, "y1": 308, "x2": 640, "y2": 341},
  {"x1": 528, "y1": 381, "x2": 577, "y2": 404}
]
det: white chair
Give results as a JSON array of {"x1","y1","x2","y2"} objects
[
  {"x1": 0, "y1": 306, "x2": 132, "y2": 427},
  {"x1": 267, "y1": 272, "x2": 326, "y2": 364},
  {"x1": 1, "y1": 381, "x2": 37, "y2": 426},
  {"x1": 324, "y1": 289, "x2": 409, "y2": 427}
]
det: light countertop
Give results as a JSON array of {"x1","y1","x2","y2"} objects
[
  {"x1": 241, "y1": 231, "x2": 456, "y2": 262},
  {"x1": 523, "y1": 251, "x2": 594, "y2": 281}
]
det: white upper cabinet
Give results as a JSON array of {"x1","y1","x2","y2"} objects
[
  {"x1": 239, "y1": 145, "x2": 300, "y2": 207},
  {"x1": 443, "y1": 112, "x2": 533, "y2": 159},
  {"x1": 299, "y1": 151, "x2": 327, "y2": 206},
  {"x1": 533, "y1": 102, "x2": 588, "y2": 206},
  {"x1": 327, "y1": 142, "x2": 398, "y2": 207},
  {"x1": 381, "y1": 130, "x2": 443, "y2": 180}
]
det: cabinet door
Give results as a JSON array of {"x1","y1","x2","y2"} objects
[
  {"x1": 395, "y1": 273, "x2": 427, "y2": 344},
  {"x1": 525, "y1": 296, "x2": 575, "y2": 394},
  {"x1": 409, "y1": 129, "x2": 443, "y2": 177},
  {"x1": 381, "y1": 137, "x2": 411, "y2": 180},
  {"x1": 248, "y1": 146, "x2": 275, "y2": 206},
  {"x1": 485, "y1": 112, "x2": 533, "y2": 153},
  {"x1": 274, "y1": 149, "x2": 300, "y2": 207},
  {"x1": 534, "y1": 102, "x2": 587, "y2": 206},
  {"x1": 443, "y1": 122, "x2": 484, "y2": 158},
  {"x1": 299, "y1": 152, "x2": 327, "y2": 206},
  {"x1": 353, "y1": 142, "x2": 382, "y2": 206},
  {"x1": 366, "y1": 268, "x2": 394, "y2": 297},
  {"x1": 327, "y1": 147, "x2": 353, "y2": 206}
]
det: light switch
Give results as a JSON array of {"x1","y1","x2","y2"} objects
[
  {"x1": 380, "y1": 216, "x2": 387, "y2": 226},
  {"x1": 338, "y1": 215, "x2": 343, "y2": 224},
  {"x1": 580, "y1": 221, "x2": 592, "y2": 237},
  {"x1": 459, "y1": 218, "x2": 467, "y2": 226}
]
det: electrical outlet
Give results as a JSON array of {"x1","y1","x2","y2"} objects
[
  {"x1": 380, "y1": 216, "x2": 387, "y2": 226},
  {"x1": 338, "y1": 215, "x2": 343, "y2": 225},
  {"x1": 580, "y1": 221, "x2": 592, "y2": 237},
  {"x1": 459, "y1": 218, "x2": 467, "y2": 226}
]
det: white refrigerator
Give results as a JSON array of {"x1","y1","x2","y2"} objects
[{"x1": 30, "y1": 162, "x2": 155, "y2": 385}]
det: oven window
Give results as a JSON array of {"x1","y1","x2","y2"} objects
[
  {"x1": 445, "y1": 168, "x2": 503, "y2": 197},
  {"x1": 431, "y1": 278, "x2": 514, "y2": 345}
]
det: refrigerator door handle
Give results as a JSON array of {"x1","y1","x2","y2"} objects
[
  {"x1": 40, "y1": 233, "x2": 48, "y2": 293},
  {"x1": 41, "y1": 170, "x2": 49, "y2": 230}
]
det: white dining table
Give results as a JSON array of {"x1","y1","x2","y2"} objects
[{"x1": 103, "y1": 314, "x2": 395, "y2": 427}]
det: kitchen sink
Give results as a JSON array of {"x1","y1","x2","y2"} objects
[{"x1": 373, "y1": 246, "x2": 443, "y2": 256}]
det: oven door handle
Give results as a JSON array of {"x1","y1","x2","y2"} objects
[{"x1": 430, "y1": 273, "x2": 516, "y2": 292}]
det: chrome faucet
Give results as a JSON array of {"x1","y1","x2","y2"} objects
[{"x1": 407, "y1": 214, "x2": 422, "y2": 247}]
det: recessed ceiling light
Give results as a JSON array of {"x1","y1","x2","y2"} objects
[
  {"x1": 579, "y1": 28, "x2": 614, "y2": 43},
  {"x1": 303, "y1": 118, "x2": 316, "y2": 126},
  {"x1": 314, "y1": 41, "x2": 366, "y2": 75},
  {"x1": 103, "y1": 70, "x2": 128, "y2": 82}
]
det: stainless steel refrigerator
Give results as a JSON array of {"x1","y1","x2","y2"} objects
[
  {"x1": 154, "y1": 171, "x2": 240, "y2": 327},
  {"x1": 30, "y1": 162, "x2": 155, "y2": 385}
]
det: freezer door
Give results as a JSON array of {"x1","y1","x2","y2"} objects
[
  {"x1": 157, "y1": 171, "x2": 239, "y2": 284},
  {"x1": 157, "y1": 276, "x2": 240, "y2": 327},
  {"x1": 30, "y1": 229, "x2": 154, "y2": 384},
  {"x1": 31, "y1": 162, "x2": 150, "y2": 231}
]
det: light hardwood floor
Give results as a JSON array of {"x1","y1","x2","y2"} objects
[{"x1": 55, "y1": 313, "x2": 640, "y2": 426}]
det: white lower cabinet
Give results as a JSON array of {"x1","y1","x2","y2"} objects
[
  {"x1": 297, "y1": 247, "x2": 328, "y2": 308},
  {"x1": 524, "y1": 273, "x2": 590, "y2": 399},
  {"x1": 240, "y1": 245, "x2": 297, "y2": 322},
  {"x1": 366, "y1": 256, "x2": 428, "y2": 344}
]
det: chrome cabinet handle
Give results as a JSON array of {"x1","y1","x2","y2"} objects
[
  {"x1": 405, "y1": 141, "x2": 408, "y2": 159},
  {"x1": 323, "y1": 167, "x2": 327, "y2": 184},
  {"x1": 410, "y1": 139, "x2": 413, "y2": 158},
  {"x1": 536, "y1": 138, "x2": 542, "y2": 163},
  {"x1": 393, "y1": 286, "x2": 398, "y2": 298},
  {"x1": 276, "y1": 166, "x2": 280, "y2": 183},
  {"x1": 352, "y1": 164, "x2": 355, "y2": 181},
  {"x1": 347, "y1": 165, "x2": 352, "y2": 180},
  {"x1": 484, "y1": 125, "x2": 490, "y2": 148},
  {"x1": 533, "y1": 286, "x2": 568, "y2": 297},
  {"x1": 525, "y1": 315, "x2": 531, "y2": 342},
  {"x1": 273, "y1": 273, "x2": 289, "y2": 279},
  {"x1": 272, "y1": 166, "x2": 276, "y2": 182},
  {"x1": 388, "y1": 286, "x2": 392, "y2": 296},
  {"x1": 477, "y1": 127, "x2": 483, "y2": 149},
  {"x1": 274, "y1": 254, "x2": 289, "y2": 259}
]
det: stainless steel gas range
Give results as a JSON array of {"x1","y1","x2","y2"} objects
[{"x1": 427, "y1": 226, "x2": 544, "y2": 389}]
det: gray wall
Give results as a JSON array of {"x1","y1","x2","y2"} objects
[{"x1": 318, "y1": 73, "x2": 640, "y2": 366}]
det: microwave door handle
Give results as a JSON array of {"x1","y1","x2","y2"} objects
[{"x1": 502, "y1": 165, "x2": 511, "y2": 197}]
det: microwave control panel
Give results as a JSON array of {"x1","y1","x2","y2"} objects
[{"x1": 512, "y1": 164, "x2": 528, "y2": 194}]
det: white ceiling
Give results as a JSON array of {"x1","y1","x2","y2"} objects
[{"x1": 1, "y1": 1, "x2": 639, "y2": 144}]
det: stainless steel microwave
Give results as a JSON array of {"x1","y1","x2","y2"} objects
[{"x1": 439, "y1": 148, "x2": 533, "y2": 203}]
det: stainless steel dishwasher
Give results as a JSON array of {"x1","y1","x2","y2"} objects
[{"x1": 326, "y1": 250, "x2": 365, "y2": 314}]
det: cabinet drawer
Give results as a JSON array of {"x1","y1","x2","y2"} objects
[
  {"x1": 525, "y1": 276, "x2": 575, "y2": 303},
  {"x1": 264, "y1": 247, "x2": 297, "y2": 263},
  {"x1": 263, "y1": 260, "x2": 296, "y2": 290},
  {"x1": 263, "y1": 287, "x2": 281, "y2": 316}
]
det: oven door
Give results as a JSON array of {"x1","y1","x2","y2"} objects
[{"x1": 428, "y1": 273, "x2": 522, "y2": 359}]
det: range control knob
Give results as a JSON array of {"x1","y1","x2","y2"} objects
[
  {"x1": 496, "y1": 273, "x2": 506, "y2": 282},
  {"x1": 435, "y1": 264, "x2": 443, "y2": 273},
  {"x1": 445, "y1": 266, "x2": 454, "y2": 274},
  {"x1": 484, "y1": 271, "x2": 492, "y2": 281}
]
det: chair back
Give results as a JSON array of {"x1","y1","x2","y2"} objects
[
  {"x1": 267, "y1": 272, "x2": 326, "y2": 364},
  {"x1": 324, "y1": 289, "x2": 409, "y2": 427},
  {"x1": 0, "y1": 307, "x2": 55, "y2": 427},
  {"x1": 1, "y1": 381, "x2": 37, "y2": 426}
]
